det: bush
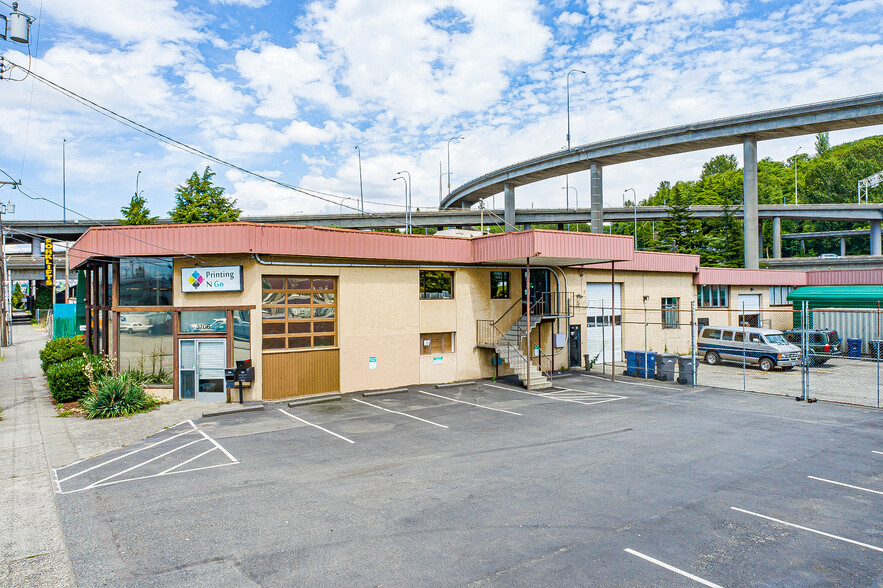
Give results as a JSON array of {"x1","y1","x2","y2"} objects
[
  {"x1": 82, "y1": 374, "x2": 159, "y2": 419},
  {"x1": 45, "y1": 353, "x2": 111, "y2": 404},
  {"x1": 40, "y1": 336, "x2": 88, "y2": 373}
]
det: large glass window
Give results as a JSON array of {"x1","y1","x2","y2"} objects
[
  {"x1": 769, "y1": 285, "x2": 795, "y2": 306},
  {"x1": 420, "y1": 270, "x2": 454, "y2": 300},
  {"x1": 118, "y1": 311, "x2": 174, "y2": 376},
  {"x1": 421, "y1": 332, "x2": 454, "y2": 354},
  {"x1": 232, "y1": 310, "x2": 251, "y2": 362},
  {"x1": 697, "y1": 285, "x2": 728, "y2": 308},
  {"x1": 490, "y1": 271, "x2": 510, "y2": 299},
  {"x1": 262, "y1": 276, "x2": 337, "y2": 350},
  {"x1": 119, "y1": 258, "x2": 173, "y2": 306},
  {"x1": 179, "y1": 310, "x2": 227, "y2": 334},
  {"x1": 661, "y1": 297, "x2": 679, "y2": 329}
]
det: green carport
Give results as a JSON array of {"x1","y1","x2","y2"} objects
[
  {"x1": 787, "y1": 286, "x2": 883, "y2": 349},
  {"x1": 788, "y1": 285, "x2": 883, "y2": 310}
]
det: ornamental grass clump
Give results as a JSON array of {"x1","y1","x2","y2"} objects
[{"x1": 82, "y1": 373, "x2": 159, "y2": 419}]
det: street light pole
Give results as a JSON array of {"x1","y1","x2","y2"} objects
[
  {"x1": 447, "y1": 136, "x2": 464, "y2": 200},
  {"x1": 565, "y1": 69, "x2": 586, "y2": 212},
  {"x1": 397, "y1": 170, "x2": 411, "y2": 234},
  {"x1": 355, "y1": 146, "x2": 364, "y2": 216},
  {"x1": 624, "y1": 187, "x2": 637, "y2": 250},
  {"x1": 393, "y1": 176, "x2": 408, "y2": 234},
  {"x1": 793, "y1": 146, "x2": 801, "y2": 205},
  {"x1": 62, "y1": 139, "x2": 66, "y2": 224}
]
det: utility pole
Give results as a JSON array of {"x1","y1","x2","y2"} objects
[{"x1": 0, "y1": 200, "x2": 13, "y2": 346}]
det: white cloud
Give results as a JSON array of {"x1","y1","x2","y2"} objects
[{"x1": 210, "y1": 0, "x2": 270, "y2": 7}]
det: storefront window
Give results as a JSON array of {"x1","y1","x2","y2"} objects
[
  {"x1": 118, "y1": 311, "x2": 174, "y2": 377},
  {"x1": 232, "y1": 310, "x2": 251, "y2": 362},
  {"x1": 119, "y1": 258, "x2": 173, "y2": 306},
  {"x1": 179, "y1": 310, "x2": 226, "y2": 334},
  {"x1": 262, "y1": 276, "x2": 337, "y2": 350}
]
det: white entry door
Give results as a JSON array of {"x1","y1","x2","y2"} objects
[
  {"x1": 585, "y1": 283, "x2": 622, "y2": 364},
  {"x1": 179, "y1": 339, "x2": 227, "y2": 403}
]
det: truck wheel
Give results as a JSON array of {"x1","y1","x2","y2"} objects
[
  {"x1": 758, "y1": 357, "x2": 774, "y2": 372},
  {"x1": 704, "y1": 351, "x2": 720, "y2": 365}
]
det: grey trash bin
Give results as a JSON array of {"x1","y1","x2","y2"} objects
[
  {"x1": 677, "y1": 355, "x2": 697, "y2": 385},
  {"x1": 655, "y1": 353, "x2": 677, "y2": 381}
]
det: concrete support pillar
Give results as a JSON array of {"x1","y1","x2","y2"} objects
[
  {"x1": 743, "y1": 137, "x2": 759, "y2": 269},
  {"x1": 800, "y1": 240, "x2": 806, "y2": 253},
  {"x1": 871, "y1": 220, "x2": 882, "y2": 256},
  {"x1": 772, "y1": 217, "x2": 782, "y2": 258},
  {"x1": 31, "y1": 237, "x2": 41, "y2": 259},
  {"x1": 840, "y1": 238, "x2": 847, "y2": 257},
  {"x1": 503, "y1": 183, "x2": 516, "y2": 232},
  {"x1": 590, "y1": 163, "x2": 603, "y2": 234}
]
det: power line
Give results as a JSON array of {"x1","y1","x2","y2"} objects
[{"x1": 4, "y1": 58, "x2": 393, "y2": 216}]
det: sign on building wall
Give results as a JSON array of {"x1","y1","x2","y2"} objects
[
  {"x1": 181, "y1": 266, "x2": 243, "y2": 293},
  {"x1": 44, "y1": 238, "x2": 53, "y2": 286}
]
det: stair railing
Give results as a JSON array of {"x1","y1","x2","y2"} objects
[{"x1": 477, "y1": 297, "x2": 527, "y2": 347}]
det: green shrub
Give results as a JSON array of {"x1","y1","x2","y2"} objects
[
  {"x1": 82, "y1": 374, "x2": 159, "y2": 419},
  {"x1": 40, "y1": 336, "x2": 88, "y2": 373},
  {"x1": 45, "y1": 353, "x2": 111, "y2": 404},
  {"x1": 35, "y1": 285, "x2": 53, "y2": 310}
]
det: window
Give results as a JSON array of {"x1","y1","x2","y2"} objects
[
  {"x1": 733, "y1": 331, "x2": 744, "y2": 342},
  {"x1": 722, "y1": 331, "x2": 734, "y2": 341},
  {"x1": 703, "y1": 329, "x2": 722, "y2": 340},
  {"x1": 119, "y1": 258, "x2": 172, "y2": 306},
  {"x1": 261, "y1": 276, "x2": 336, "y2": 350},
  {"x1": 420, "y1": 270, "x2": 454, "y2": 299},
  {"x1": 661, "y1": 297, "x2": 679, "y2": 329},
  {"x1": 421, "y1": 332, "x2": 454, "y2": 355},
  {"x1": 769, "y1": 285, "x2": 796, "y2": 306},
  {"x1": 179, "y1": 310, "x2": 226, "y2": 334},
  {"x1": 697, "y1": 318, "x2": 710, "y2": 328},
  {"x1": 490, "y1": 271, "x2": 510, "y2": 299},
  {"x1": 697, "y1": 285, "x2": 728, "y2": 308}
]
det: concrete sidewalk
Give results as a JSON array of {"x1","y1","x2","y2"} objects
[{"x1": 1, "y1": 324, "x2": 228, "y2": 586}]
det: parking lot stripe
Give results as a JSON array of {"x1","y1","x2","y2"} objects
[
  {"x1": 808, "y1": 476, "x2": 883, "y2": 496},
  {"x1": 580, "y1": 373, "x2": 680, "y2": 392},
  {"x1": 624, "y1": 548, "x2": 724, "y2": 587},
  {"x1": 56, "y1": 424, "x2": 196, "y2": 483},
  {"x1": 417, "y1": 390, "x2": 522, "y2": 415},
  {"x1": 160, "y1": 447, "x2": 218, "y2": 475},
  {"x1": 873, "y1": 450, "x2": 883, "y2": 456},
  {"x1": 60, "y1": 462, "x2": 239, "y2": 495},
  {"x1": 278, "y1": 409, "x2": 356, "y2": 444},
  {"x1": 352, "y1": 398, "x2": 449, "y2": 428},
  {"x1": 196, "y1": 428, "x2": 240, "y2": 462},
  {"x1": 84, "y1": 438, "x2": 205, "y2": 490},
  {"x1": 731, "y1": 507, "x2": 883, "y2": 553},
  {"x1": 483, "y1": 382, "x2": 626, "y2": 407}
]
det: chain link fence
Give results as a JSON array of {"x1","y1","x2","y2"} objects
[{"x1": 591, "y1": 302, "x2": 882, "y2": 409}]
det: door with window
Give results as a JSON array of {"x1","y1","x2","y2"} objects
[
  {"x1": 585, "y1": 283, "x2": 622, "y2": 364},
  {"x1": 179, "y1": 339, "x2": 227, "y2": 402}
]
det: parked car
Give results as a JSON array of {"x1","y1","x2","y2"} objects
[
  {"x1": 782, "y1": 329, "x2": 841, "y2": 366},
  {"x1": 120, "y1": 321, "x2": 151, "y2": 334},
  {"x1": 697, "y1": 326, "x2": 802, "y2": 371}
]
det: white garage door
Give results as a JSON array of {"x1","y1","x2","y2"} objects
[
  {"x1": 737, "y1": 294, "x2": 761, "y2": 313},
  {"x1": 586, "y1": 283, "x2": 622, "y2": 364}
]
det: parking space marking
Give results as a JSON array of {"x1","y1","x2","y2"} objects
[
  {"x1": 731, "y1": 507, "x2": 883, "y2": 553},
  {"x1": 278, "y1": 408, "x2": 355, "y2": 444},
  {"x1": 352, "y1": 398, "x2": 449, "y2": 428},
  {"x1": 624, "y1": 548, "x2": 724, "y2": 587},
  {"x1": 873, "y1": 450, "x2": 883, "y2": 456},
  {"x1": 580, "y1": 372, "x2": 682, "y2": 392},
  {"x1": 84, "y1": 438, "x2": 205, "y2": 489},
  {"x1": 483, "y1": 382, "x2": 627, "y2": 406},
  {"x1": 56, "y1": 420, "x2": 195, "y2": 484},
  {"x1": 417, "y1": 390, "x2": 522, "y2": 416},
  {"x1": 808, "y1": 476, "x2": 883, "y2": 496}
]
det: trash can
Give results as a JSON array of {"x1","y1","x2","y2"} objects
[
  {"x1": 655, "y1": 353, "x2": 678, "y2": 381},
  {"x1": 868, "y1": 340, "x2": 882, "y2": 359},
  {"x1": 677, "y1": 355, "x2": 697, "y2": 385},
  {"x1": 847, "y1": 337, "x2": 862, "y2": 358},
  {"x1": 624, "y1": 350, "x2": 655, "y2": 378}
]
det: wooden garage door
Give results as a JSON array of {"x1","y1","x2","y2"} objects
[{"x1": 262, "y1": 349, "x2": 340, "y2": 399}]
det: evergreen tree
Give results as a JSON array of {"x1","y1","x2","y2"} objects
[
  {"x1": 119, "y1": 193, "x2": 158, "y2": 225},
  {"x1": 169, "y1": 166, "x2": 241, "y2": 223},
  {"x1": 815, "y1": 132, "x2": 830, "y2": 156},
  {"x1": 656, "y1": 184, "x2": 701, "y2": 254}
]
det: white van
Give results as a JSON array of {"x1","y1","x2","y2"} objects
[{"x1": 697, "y1": 326, "x2": 802, "y2": 372}]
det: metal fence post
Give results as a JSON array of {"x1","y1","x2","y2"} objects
[
  {"x1": 601, "y1": 300, "x2": 606, "y2": 376},
  {"x1": 802, "y1": 300, "x2": 809, "y2": 402},
  {"x1": 742, "y1": 302, "x2": 746, "y2": 394},
  {"x1": 691, "y1": 300, "x2": 697, "y2": 387},
  {"x1": 644, "y1": 298, "x2": 648, "y2": 381},
  {"x1": 877, "y1": 302, "x2": 880, "y2": 409}
]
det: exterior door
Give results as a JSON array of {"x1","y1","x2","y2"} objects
[
  {"x1": 179, "y1": 339, "x2": 227, "y2": 403},
  {"x1": 738, "y1": 294, "x2": 761, "y2": 327},
  {"x1": 585, "y1": 283, "x2": 622, "y2": 365},
  {"x1": 569, "y1": 325, "x2": 581, "y2": 367},
  {"x1": 522, "y1": 269, "x2": 552, "y2": 315}
]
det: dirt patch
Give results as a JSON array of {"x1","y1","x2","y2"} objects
[{"x1": 55, "y1": 401, "x2": 86, "y2": 418}]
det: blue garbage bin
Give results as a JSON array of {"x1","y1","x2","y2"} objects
[
  {"x1": 846, "y1": 338, "x2": 862, "y2": 358},
  {"x1": 624, "y1": 350, "x2": 655, "y2": 378}
]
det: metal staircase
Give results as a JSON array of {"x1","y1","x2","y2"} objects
[{"x1": 494, "y1": 314, "x2": 551, "y2": 390}]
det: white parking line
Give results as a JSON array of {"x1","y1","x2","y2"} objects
[
  {"x1": 483, "y1": 382, "x2": 626, "y2": 406},
  {"x1": 624, "y1": 548, "x2": 724, "y2": 587},
  {"x1": 60, "y1": 462, "x2": 239, "y2": 495},
  {"x1": 808, "y1": 476, "x2": 883, "y2": 496},
  {"x1": 278, "y1": 409, "x2": 355, "y2": 444},
  {"x1": 417, "y1": 390, "x2": 522, "y2": 415},
  {"x1": 56, "y1": 421, "x2": 196, "y2": 483},
  {"x1": 84, "y1": 438, "x2": 205, "y2": 489},
  {"x1": 353, "y1": 398, "x2": 449, "y2": 428},
  {"x1": 731, "y1": 507, "x2": 883, "y2": 553},
  {"x1": 581, "y1": 372, "x2": 681, "y2": 392},
  {"x1": 873, "y1": 450, "x2": 883, "y2": 456}
]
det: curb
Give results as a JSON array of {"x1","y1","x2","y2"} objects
[
  {"x1": 435, "y1": 381, "x2": 476, "y2": 389},
  {"x1": 362, "y1": 388, "x2": 408, "y2": 397},
  {"x1": 288, "y1": 394, "x2": 342, "y2": 407},
  {"x1": 202, "y1": 404, "x2": 265, "y2": 418}
]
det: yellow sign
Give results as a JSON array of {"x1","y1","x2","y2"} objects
[{"x1": 44, "y1": 238, "x2": 53, "y2": 286}]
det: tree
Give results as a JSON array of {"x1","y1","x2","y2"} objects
[
  {"x1": 700, "y1": 154, "x2": 738, "y2": 180},
  {"x1": 169, "y1": 166, "x2": 241, "y2": 223},
  {"x1": 815, "y1": 132, "x2": 830, "y2": 156},
  {"x1": 119, "y1": 193, "x2": 158, "y2": 225},
  {"x1": 656, "y1": 184, "x2": 701, "y2": 254}
]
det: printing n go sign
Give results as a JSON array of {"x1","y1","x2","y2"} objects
[{"x1": 181, "y1": 266, "x2": 243, "y2": 293}]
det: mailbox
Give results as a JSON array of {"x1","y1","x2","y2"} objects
[{"x1": 228, "y1": 359, "x2": 254, "y2": 403}]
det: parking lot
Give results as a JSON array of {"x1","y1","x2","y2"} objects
[{"x1": 54, "y1": 375, "x2": 883, "y2": 587}]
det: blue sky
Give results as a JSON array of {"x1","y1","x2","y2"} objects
[{"x1": 1, "y1": 0, "x2": 882, "y2": 222}]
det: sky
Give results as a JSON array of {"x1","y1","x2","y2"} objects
[{"x1": 0, "y1": 0, "x2": 882, "y2": 224}]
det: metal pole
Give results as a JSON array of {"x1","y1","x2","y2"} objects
[
  {"x1": 0, "y1": 208, "x2": 6, "y2": 347},
  {"x1": 877, "y1": 302, "x2": 880, "y2": 408},
  {"x1": 355, "y1": 146, "x2": 364, "y2": 216},
  {"x1": 802, "y1": 300, "x2": 809, "y2": 401},
  {"x1": 793, "y1": 146, "x2": 801, "y2": 205},
  {"x1": 526, "y1": 257, "x2": 531, "y2": 392},
  {"x1": 62, "y1": 139, "x2": 67, "y2": 224},
  {"x1": 611, "y1": 261, "x2": 616, "y2": 382},
  {"x1": 566, "y1": 69, "x2": 585, "y2": 150},
  {"x1": 691, "y1": 300, "x2": 696, "y2": 387},
  {"x1": 742, "y1": 302, "x2": 746, "y2": 394},
  {"x1": 601, "y1": 299, "x2": 606, "y2": 376},
  {"x1": 65, "y1": 243, "x2": 70, "y2": 304},
  {"x1": 643, "y1": 295, "x2": 648, "y2": 380}
]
